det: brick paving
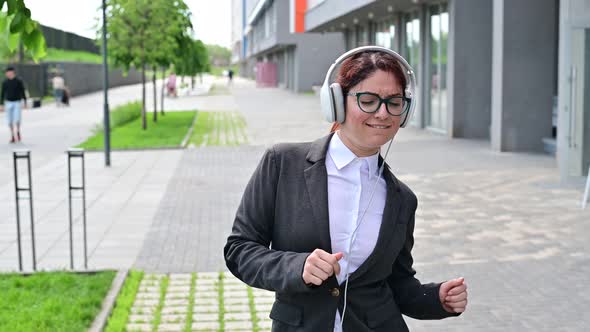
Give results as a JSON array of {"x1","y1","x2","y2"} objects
[
  {"x1": 2, "y1": 76, "x2": 586, "y2": 330},
  {"x1": 132, "y1": 78, "x2": 590, "y2": 330},
  {"x1": 126, "y1": 272, "x2": 273, "y2": 332}
]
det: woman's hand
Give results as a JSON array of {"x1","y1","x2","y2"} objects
[
  {"x1": 302, "y1": 249, "x2": 343, "y2": 286},
  {"x1": 439, "y1": 277, "x2": 468, "y2": 314}
]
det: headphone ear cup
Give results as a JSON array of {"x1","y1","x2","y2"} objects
[
  {"x1": 400, "y1": 89, "x2": 414, "y2": 128},
  {"x1": 330, "y1": 83, "x2": 345, "y2": 123},
  {"x1": 320, "y1": 80, "x2": 335, "y2": 122}
]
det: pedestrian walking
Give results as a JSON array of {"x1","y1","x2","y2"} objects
[
  {"x1": 166, "y1": 72, "x2": 177, "y2": 97},
  {"x1": 52, "y1": 73, "x2": 66, "y2": 107},
  {"x1": 227, "y1": 68, "x2": 234, "y2": 86},
  {"x1": 225, "y1": 46, "x2": 468, "y2": 331},
  {"x1": 0, "y1": 66, "x2": 27, "y2": 143}
]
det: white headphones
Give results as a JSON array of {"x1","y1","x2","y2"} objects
[{"x1": 320, "y1": 46, "x2": 417, "y2": 128}]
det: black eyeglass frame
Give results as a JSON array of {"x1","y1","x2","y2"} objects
[{"x1": 347, "y1": 91, "x2": 412, "y2": 116}]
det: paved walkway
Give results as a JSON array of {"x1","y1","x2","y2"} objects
[
  {"x1": 135, "y1": 78, "x2": 589, "y2": 331},
  {"x1": 0, "y1": 76, "x2": 214, "y2": 272},
  {"x1": 1, "y1": 76, "x2": 588, "y2": 331}
]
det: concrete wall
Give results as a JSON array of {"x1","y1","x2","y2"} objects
[
  {"x1": 305, "y1": 0, "x2": 375, "y2": 31},
  {"x1": 447, "y1": 0, "x2": 493, "y2": 139},
  {"x1": 4, "y1": 62, "x2": 143, "y2": 98},
  {"x1": 491, "y1": 0, "x2": 557, "y2": 152},
  {"x1": 293, "y1": 33, "x2": 346, "y2": 92},
  {"x1": 57, "y1": 63, "x2": 143, "y2": 96}
]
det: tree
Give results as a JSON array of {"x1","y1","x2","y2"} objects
[
  {"x1": 105, "y1": 0, "x2": 192, "y2": 129},
  {"x1": 205, "y1": 44, "x2": 230, "y2": 67},
  {"x1": 0, "y1": 0, "x2": 46, "y2": 62},
  {"x1": 146, "y1": 0, "x2": 192, "y2": 121},
  {"x1": 175, "y1": 37, "x2": 209, "y2": 88}
]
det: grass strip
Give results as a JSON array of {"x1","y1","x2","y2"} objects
[
  {"x1": 247, "y1": 287, "x2": 260, "y2": 332},
  {"x1": 183, "y1": 273, "x2": 197, "y2": 332},
  {"x1": 104, "y1": 270, "x2": 144, "y2": 332},
  {"x1": 218, "y1": 272, "x2": 225, "y2": 332},
  {"x1": 188, "y1": 111, "x2": 248, "y2": 147},
  {"x1": 237, "y1": 112, "x2": 249, "y2": 144},
  {"x1": 151, "y1": 275, "x2": 169, "y2": 332},
  {"x1": 222, "y1": 112, "x2": 230, "y2": 145},
  {"x1": 0, "y1": 271, "x2": 116, "y2": 332},
  {"x1": 79, "y1": 111, "x2": 196, "y2": 150}
]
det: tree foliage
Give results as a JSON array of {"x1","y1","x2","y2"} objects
[
  {"x1": 104, "y1": 0, "x2": 193, "y2": 129},
  {"x1": 175, "y1": 37, "x2": 209, "y2": 78},
  {"x1": 205, "y1": 43, "x2": 231, "y2": 66},
  {"x1": 0, "y1": 0, "x2": 46, "y2": 61}
]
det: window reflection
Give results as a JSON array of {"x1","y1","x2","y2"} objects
[
  {"x1": 376, "y1": 19, "x2": 395, "y2": 50},
  {"x1": 405, "y1": 13, "x2": 420, "y2": 126},
  {"x1": 429, "y1": 4, "x2": 448, "y2": 131}
]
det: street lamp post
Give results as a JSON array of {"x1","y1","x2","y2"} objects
[{"x1": 102, "y1": 0, "x2": 111, "y2": 167}]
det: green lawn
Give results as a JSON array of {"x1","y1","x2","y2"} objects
[
  {"x1": 79, "y1": 111, "x2": 197, "y2": 150},
  {"x1": 0, "y1": 271, "x2": 116, "y2": 332},
  {"x1": 43, "y1": 48, "x2": 104, "y2": 64}
]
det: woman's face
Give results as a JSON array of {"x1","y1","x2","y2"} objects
[{"x1": 339, "y1": 69, "x2": 403, "y2": 157}]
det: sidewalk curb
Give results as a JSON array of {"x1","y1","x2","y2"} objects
[
  {"x1": 181, "y1": 112, "x2": 200, "y2": 148},
  {"x1": 89, "y1": 269, "x2": 129, "y2": 332}
]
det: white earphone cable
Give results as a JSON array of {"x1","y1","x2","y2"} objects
[{"x1": 338, "y1": 138, "x2": 394, "y2": 329}]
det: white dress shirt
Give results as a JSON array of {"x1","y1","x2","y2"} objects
[{"x1": 326, "y1": 132, "x2": 387, "y2": 332}]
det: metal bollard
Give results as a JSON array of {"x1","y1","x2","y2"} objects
[
  {"x1": 13, "y1": 149, "x2": 37, "y2": 271},
  {"x1": 67, "y1": 148, "x2": 88, "y2": 269}
]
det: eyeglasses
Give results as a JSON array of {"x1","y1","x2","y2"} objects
[{"x1": 347, "y1": 91, "x2": 411, "y2": 116}]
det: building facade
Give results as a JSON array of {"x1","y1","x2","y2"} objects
[
  {"x1": 303, "y1": 0, "x2": 588, "y2": 181},
  {"x1": 231, "y1": 0, "x2": 346, "y2": 92}
]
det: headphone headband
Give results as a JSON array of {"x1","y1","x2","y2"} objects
[{"x1": 320, "y1": 46, "x2": 417, "y2": 127}]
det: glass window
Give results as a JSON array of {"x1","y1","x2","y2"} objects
[
  {"x1": 428, "y1": 4, "x2": 448, "y2": 131},
  {"x1": 375, "y1": 18, "x2": 396, "y2": 50},
  {"x1": 358, "y1": 25, "x2": 368, "y2": 46},
  {"x1": 404, "y1": 12, "x2": 421, "y2": 127}
]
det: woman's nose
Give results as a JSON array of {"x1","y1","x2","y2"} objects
[{"x1": 374, "y1": 102, "x2": 389, "y2": 119}]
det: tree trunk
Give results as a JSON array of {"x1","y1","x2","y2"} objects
[
  {"x1": 152, "y1": 66, "x2": 157, "y2": 122},
  {"x1": 191, "y1": 76, "x2": 194, "y2": 90},
  {"x1": 141, "y1": 62, "x2": 147, "y2": 130},
  {"x1": 160, "y1": 67, "x2": 165, "y2": 115}
]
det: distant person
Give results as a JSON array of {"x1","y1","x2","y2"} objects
[
  {"x1": 166, "y1": 72, "x2": 177, "y2": 97},
  {"x1": 61, "y1": 86, "x2": 70, "y2": 106},
  {"x1": 52, "y1": 73, "x2": 65, "y2": 107},
  {"x1": 0, "y1": 66, "x2": 27, "y2": 143},
  {"x1": 227, "y1": 68, "x2": 234, "y2": 86}
]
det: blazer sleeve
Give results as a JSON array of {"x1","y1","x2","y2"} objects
[
  {"x1": 387, "y1": 195, "x2": 460, "y2": 320},
  {"x1": 224, "y1": 147, "x2": 313, "y2": 294}
]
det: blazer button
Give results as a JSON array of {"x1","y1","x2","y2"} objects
[{"x1": 330, "y1": 287, "x2": 340, "y2": 297}]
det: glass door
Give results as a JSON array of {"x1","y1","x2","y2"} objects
[{"x1": 567, "y1": 28, "x2": 590, "y2": 176}]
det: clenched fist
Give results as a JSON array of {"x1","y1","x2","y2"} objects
[{"x1": 302, "y1": 249, "x2": 343, "y2": 286}]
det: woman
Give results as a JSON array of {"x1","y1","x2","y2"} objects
[{"x1": 224, "y1": 48, "x2": 468, "y2": 331}]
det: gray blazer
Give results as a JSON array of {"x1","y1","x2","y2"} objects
[{"x1": 224, "y1": 133, "x2": 458, "y2": 331}]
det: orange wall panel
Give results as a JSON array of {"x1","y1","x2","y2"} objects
[{"x1": 295, "y1": 0, "x2": 307, "y2": 33}]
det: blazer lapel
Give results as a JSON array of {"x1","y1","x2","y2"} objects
[
  {"x1": 348, "y1": 162, "x2": 402, "y2": 283},
  {"x1": 303, "y1": 133, "x2": 334, "y2": 253}
]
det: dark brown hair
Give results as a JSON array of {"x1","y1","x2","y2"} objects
[{"x1": 335, "y1": 51, "x2": 407, "y2": 97}]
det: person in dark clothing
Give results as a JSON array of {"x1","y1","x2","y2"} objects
[
  {"x1": 227, "y1": 69, "x2": 234, "y2": 86},
  {"x1": 0, "y1": 67, "x2": 27, "y2": 143}
]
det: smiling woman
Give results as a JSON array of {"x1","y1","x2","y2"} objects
[{"x1": 224, "y1": 46, "x2": 468, "y2": 332}]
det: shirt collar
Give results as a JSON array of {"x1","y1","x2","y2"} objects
[{"x1": 328, "y1": 131, "x2": 380, "y2": 177}]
